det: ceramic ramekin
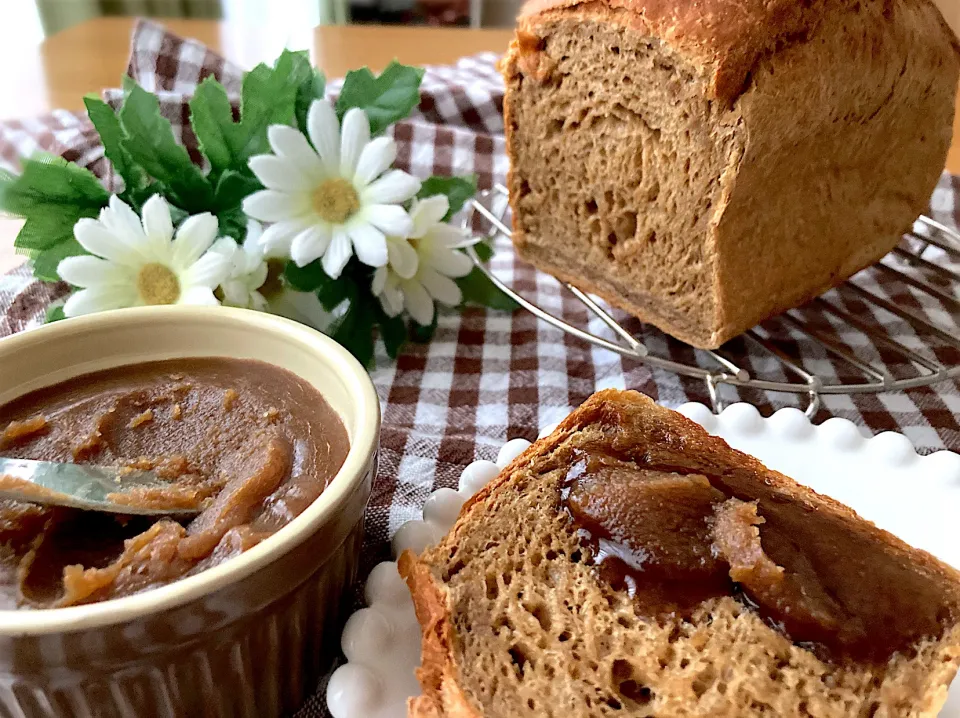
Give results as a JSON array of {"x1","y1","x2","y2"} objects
[{"x1": 0, "y1": 306, "x2": 380, "y2": 718}]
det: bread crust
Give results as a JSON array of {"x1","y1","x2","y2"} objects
[
  {"x1": 515, "y1": 0, "x2": 959, "y2": 104},
  {"x1": 401, "y1": 390, "x2": 960, "y2": 717},
  {"x1": 509, "y1": 237, "x2": 877, "y2": 348}
]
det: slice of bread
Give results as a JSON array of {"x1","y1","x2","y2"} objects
[{"x1": 400, "y1": 390, "x2": 960, "y2": 717}]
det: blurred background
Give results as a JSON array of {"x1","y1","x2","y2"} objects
[
  {"x1": 4, "y1": 0, "x2": 956, "y2": 70},
  {"x1": 3, "y1": 0, "x2": 526, "y2": 43}
]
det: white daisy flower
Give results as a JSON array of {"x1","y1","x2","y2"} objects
[
  {"x1": 209, "y1": 221, "x2": 269, "y2": 311},
  {"x1": 371, "y1": 195, "x2": 477, "y2": 326},
  {"x1": 268, "y1": 288, "x2": 338, "y2": 332},
  {"x1": 243, "y1": 98, "x2": 421, "y2": 279},
  {"x1": 57, "y1": 195, "x2": 230, "y2": 318}
]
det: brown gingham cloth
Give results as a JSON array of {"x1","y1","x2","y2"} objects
[{"x1": 2, "y1": 20, "x2": 960, "y2": 717}]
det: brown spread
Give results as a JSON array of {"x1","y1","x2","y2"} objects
[
  {"x1": 563, "y1": 444, "x2": 957, "y2": 665},
  {"x1": 0, "y1": 358, "x2": 349, "y2": 609}
]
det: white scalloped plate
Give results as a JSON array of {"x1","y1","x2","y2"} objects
[{"x1": 326, "y1": 403, "x2": 960, "y2": 718}]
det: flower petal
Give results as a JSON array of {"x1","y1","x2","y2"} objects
[
  {"x1": 258, "y1": 217, "x2": 315, "y2": 258},
  {"x1": 74, "y1": 219, "x2": 142, "y2": 266},
  {"x1": 322, "y1": 229, "x2": 352, "y2": 279},
  {"x1": 371, "y1": 265, "x2": 388, "y2": 296},
  {"x1": 348, "y1": 223, "x2": 387, "y2": 268},
  {"x1": 362, "y1": 170, "x2": 421, "y2": 205},
  {"x1": 182, "y1": 252, "x2": 231, "y2": 289},
  {"x1": 244, "y1": 219, "x2": 263, "y2": 250},
  {"x1": 267, "y1": 125, "x2": 325, "y2": 181},
  {"x1": 248, "y1": 155, "x2": 311, "y2": 193},
  {"x1": 248, "y1": 261, "x2": 269, "y2": 289},
  {"x1": 379, "y1": 284, "x2": 404, "y2": 318},
  {"x1": 102, "y1": 196, "x2": 148, "y2": 247},
  {"x1": 290, "y1": 225, "x2": 333, "y2": 267},
  {"x1": 220, "y1": 279, "x2": 252, "y2": 307},
  {"x1": 250, "y1": 291, "x2": 269, "y2": 312},
  {"x1": 172, "y1": 213, "x2": 219, "y2": 269},
  {"x1": 268, "y1": 289, "x2": 334, "y2": 330},
  {"x1": 178, "y1": 286, "x2": 220, "y2": 306},
  {"x1": 364, "y1": 204, "x2": 412, "y2": 237},
  {"x1": 243, "y1": 189, "x2": 310, "y2": 223},
  {"x1": 63, "y1": 285, "x2": 137, "y2": 317},
  {"x1": 426, "y1": 246, "x2": 473, "y2": 278},
  {"x1": 353, "y1": 136, "x2": 396, "y2": 186},
  {"x1": 387, "y1": 238, "x2": 418, "y2": 279},
  {"x1": 419, "y1": 267, "x2": 463, "y2": 306},
  {"x1": 307, "y1": 99, "x2": 340, "y2": 173},
  {"x1": 409, "y1": 195, "x2": 449, "y2": 237},
  {"x1": 340, "y1": 108, "x2": 371, "y2": 178},
  {"x1": 57, "y1": 255, "x2": 131, "y2": 288},
  {"x1": 429, "y1": 223, "x2": 472, "y2": 248},
  {"x1": 401, "y1": 279, "x2": 435, "y2": 326},
  {"x1": 208, "y1": 236, "x2": 239, "y2": 260},
  {"x1": 140, "y1": 194, "x2": 175, "y2": 258}
]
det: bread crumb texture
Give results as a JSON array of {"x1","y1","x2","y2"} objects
[{"x1": 404, "y1": 391, "x2": 960, "y2": 717}]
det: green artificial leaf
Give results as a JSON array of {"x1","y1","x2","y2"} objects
[
  {"x1": 13, "y1": 211, "x2": 98, "y2": 254},
  {"x1": 216, "y1": 207, "x2": 249, "y2": 242},
  {"x1": 0, "y1": 154, "x2": 108, "y2": 218},
  {"x1": 282, "y1": 259, "x2": 354, "y2": 313},
  {"x1": 121, "y1": 75, "x2": 138, "y2": 98},
  {"x1": 473, "y1": 240, "x2": 494, "y2": 262},
  {"x1": 336, "y1": 61, "x2": 424, "y2": 135},
  {"x1": 458, "y1": 266, "x2": 519, "y2": 312},
  {"x1": 410, "y1": 313, "x2": 438, "y2": 343},
  {"x1": 295, "y1": 66, "x2": 327, "y2": 135},
  {"x1": 317, "y1": 275, "x2": 352, "y2": 311},
  {"x1": 376, "y1": 305, "x2": 407, "y2": 359},
  {"x1": 214, "y1": 169, "x2": 262, "y2": 209},
  {"x1": 0, "y1": 155, "x2": 108, "y2": 280},
  {"x1": 327, "y1": 286, "x2": 377, "y2": 367},
  {"x1": 119, "y1": 80, "x2": 214, "y2": 211},
  {"x1": 236, "y1": 62, "x2": 295, "y2": 157},
  {"x1": 32, "y1": 238, "x2": 87, "y2": 283},
  {"x1": 188, "y1": 78, "x2": 235, "y2": 173},
  {"x1": 283, "y1": 259, "x2": 327, "y2": 292},
  {"x1": 83, "y1": 94, "x2": 148, "y2": 197},
  {"x1": 121, "y1": 180, "x2": 186, "y2": 219},
  {"x1": 417, "y1": 175, "x2": 477, "y2": 220},
  {"x1": 190, "y1": 49, "x2": 316, "y2": 177},
  {"x1": 45, "y1": 305, "x2": 66, "y2": 323}
]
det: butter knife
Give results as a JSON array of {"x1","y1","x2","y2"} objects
[{"x1": 0, "y1": 457, "x2": 203, "y2": 517}]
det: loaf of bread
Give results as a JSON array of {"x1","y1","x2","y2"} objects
[
  {"x1": 501, "y1": 0, "x2": 960, "y2": 348},
  {"x1": 401, "y1": 390, "x2": 960, "y2": 717}
]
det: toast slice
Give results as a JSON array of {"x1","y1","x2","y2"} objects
[{"x1": 400, "y1": 390, "x2": 960, "y2": 717}]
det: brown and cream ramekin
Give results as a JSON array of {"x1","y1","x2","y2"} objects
[{"x1": 0, "y1": 306, "x2": 380, "y2": 717}]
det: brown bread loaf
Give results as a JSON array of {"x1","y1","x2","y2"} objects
[
  {"x1": 501, "y1": 0, "x2": 960, "y2": 347},
  {"x1": 401, "y1": 390, "x2": 960, "y2": 717}
]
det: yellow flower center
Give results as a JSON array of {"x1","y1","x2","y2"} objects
[
  {"x1": 313, "y1": 178, "x2": 360, "y2": 224},
  {"x1": 137, "y1": 263, "x2": 180, "y2": 305}
]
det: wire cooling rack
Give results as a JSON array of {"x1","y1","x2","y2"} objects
[{"x1": 463, "y1": 184, "x2": 960, "y2": 417}]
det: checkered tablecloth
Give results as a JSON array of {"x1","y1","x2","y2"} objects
[{"x1": 2, "y1": 20, "x2": 960, "y2": 717}]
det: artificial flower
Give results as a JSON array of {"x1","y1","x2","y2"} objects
[
  {"x1": 268, "y1": 287, "x2": 339, "y2": 332},
  {"x1": 371, "y1": 195, "x2": 476, "y2": 325},
  {"x1": 243, "y1": 99, "x2": 420, "y2": 279},
  {"x1": 57, "y1": 195, "x2": 230, "y2": 318},
  {"x1": 210, "y1": 221, "x2": 269, "y2": 311}
]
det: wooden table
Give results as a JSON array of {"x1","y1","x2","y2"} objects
[{"x1": 1, "y1": 17, "x2": 959, "y2": 274}]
